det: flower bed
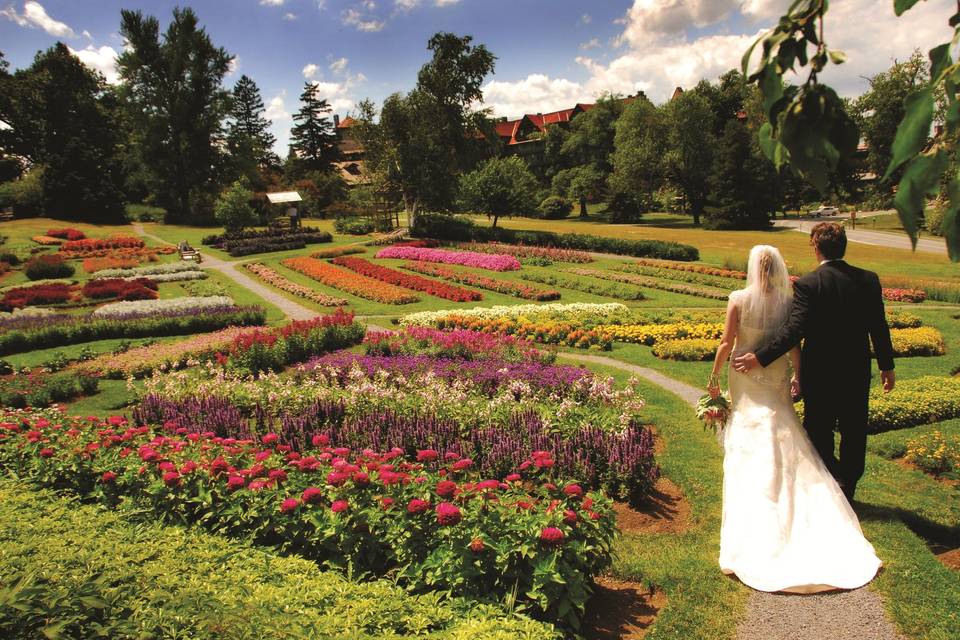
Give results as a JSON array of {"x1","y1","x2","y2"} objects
[
  {"x1": 365, "y1": 326, "x2": 551, "y2": 363},
  {"x1": 46, "y1": 227, "x2": 86, "y2": 241},
  {"x1": 91, "y1": 296, "x2": 235, "y2": 318},
  {"x1": 81, "y1": 277, "x2": 158, "y2": 302},
  {"x1": 0, "y1": 479, "x2": 559, "y2": 639},
  {"x1": 595, "y1": 322, "x2": 725, "y2": 346},
  {"x1": 0, "y1": 282, "x2": 75, "y2": 311},
  {"x1": 90, "y1": 261, "x2": 202, "y2": 279},
  {"x1": 570, "y1": 268, "x2": 730, "y2": 300},
  {"x1": 617, "y1": 263, "x2": 744, "y2": 290},
  {"x1": 433, "y1": 316, "x2": 614, "y2": 350},
  {"x1": 0, "y1": 306, "x2": 265, "y2": 357},
  {"x1": 332, "y1": 256, "x2": 482, "y2": 302},
  {"x1": 882, "y1": 275, "x2": 960, "y2": 304},
  {"x1": 888, "y1": 327, "x2": 945, "y2": 357},
  {"x1": 282, "y1": 256, "x2": 419, "y2": 304},
  {"x1": 400, "y1": 302, "x2": 631, "y2": 328},
  {"x1": 885, "y1": 310, "x2": 923, "y2": 329},
  {"x1": 376, "y1": 246, "x2": 521, "y2": 271},
  {"x1": 882, "y1": 287, "x2": 927, "y2": 304},
  {"x1": 203, "y1": 227, "x2": 333, "y2": 247},
  {"x1": 31, "y1": 235, "x2": 64, "y2": 245},
  {"x1": 522, "y1": 272, "x2": 647, "y2": 300},
  {"x1": 457, "y1": 242, "x2": 594, "y2": 264},
  {"x1": 82, "y1": 256, "x2": 140, "y2": 273},
  {"x1": 652, "y1": 338, "x2": 719, "y2": 361},
  {"x1": 60, "y1": 235, "x2": 145, "y2": 252},
  {"x1": 310, "y1": 245, "x2": 366, "y2": 259},
  {"x1": 904, "y1": 430, "x2": 960, "y2": 477},
  {"x1": 59, "y1": 246, "x2": 176, "y2": 260},
  {"x1": 0, "y1": 370, "x2": 98, "y2": 407},
  {"x1": 243, "y1": 263, "x2": 347, "y2": 306},
  {"x1": 631, "y1": 257, "x2": 746, "y2": 279},
  {"x1": 0, "y1": 410, "x2": 619, "y2": 629},
  {"x1": 24, "y1": 253, "x2": 75, "y2": 280},
  {"x1": 401, "y1": 261, "x2": 558, "y2": 301}
]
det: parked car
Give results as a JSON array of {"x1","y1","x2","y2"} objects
[{"x1": 809, "y1": 205, "x2": 839, "y2": 217}]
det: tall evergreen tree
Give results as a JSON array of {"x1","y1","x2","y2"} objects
[
  {"x1": 117, "y1": 7, "x2": 233, "y2": 223},
  {"x1": 289, "y1": 82, "x2": 338, "y2": 174},
  {"x1": 227, "y1": 74, "x2": 279, "y2": 181},
  {"x1": 704, "y1": 120, "x2": 776, "y2": 230}
]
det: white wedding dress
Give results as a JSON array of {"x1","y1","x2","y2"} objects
[{"x1": 719, "y1": 292, "x2": 882, "y2": 593}]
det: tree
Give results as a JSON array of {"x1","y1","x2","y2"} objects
[
  {"x1": 0, "y1": 44, "x2": 126, "y2": 222},
  {"x1": 458, "y1": 156, "x2": 538, "y2": 227},
  {"x1": 663, "y1": 92, "x2": 716, "y2": 226},
  {"x1": 289, "y1": 82, "x2": 338, "y2": 175},
  {"x1": 227, "y1": 75, "x2": 279, "y2": 185},
  {"x1": 608, "y1": 98, "x2": 668, "y2": 220},
  {"x1": 704, "y1": 120, "x2": 777, "y2": 230},
  {"x1": 117, "y1": 7, "x2": 233, "y2": 223},
  {"x1": 552, "y1": 165, "x2": 604, "y2": 217},
  {"x1": 214, "y1": 181, "x2": 257, "y2": 232}
]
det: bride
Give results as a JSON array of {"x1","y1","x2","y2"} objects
[{"x1": 706, "y1": 245, "x2": 881, "y2": 593}]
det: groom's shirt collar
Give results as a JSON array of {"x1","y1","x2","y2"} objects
[{"x1": 819, "y1": 258, "x2": 843, "y2": 266}]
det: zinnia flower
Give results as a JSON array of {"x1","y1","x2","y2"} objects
[
  {"x1": 162, "y1": 471, "x2": 181, "y2": 487},
  {"x1": 469, "y1": 537, "x2": 485, "y2": 553},
  {"x1": 39, "y1": 448, "x2": 54, "y2": 458},
  {"x1": 268, "y1": 469, "x2": 288, "y2": 483},
  {"x1": 312, "y1": 434, "x2": 329, "y2": 447},
  {"x1": 262, "y1": 433, "x2": 279, "y2": 446},
  {"x1": 435, "y1": 479, "x2": 457, "y2": 498},
  {"x1": 436, "y1": 502, "x2": 462, "y2": 526},
  {"x1": 302, "y1": 487, "x2": 324, "y2": 504},
  {"x1": 504, "y1": 473, "x2": 521, "y2": 482},
  {"x1": 331, "y1": 499, "x2": 349, "y2": 513},
  {"x1": 326, "y1": 471, "x2": 349, "y2": 486},
  {"x1": 226, "y1": 475, "x2": 246, "y2": 492},
  {"x1": 381, "y1": 497, "x2": 395, "y2": 510},
  {"x1": 101, "y1": 471, "x2": 117, "y2": 484},
  {"x1": 417, "y1": 449, "x2": 439, "y2": 462},
  {"x1": 563, "y1": 484, "x2": 583, "y2": 499},
  {"x1": 450, "y1": 458, "x2": 473, "y2": 472},
  {"x1": 563, "y1": 509, "x2": 578, "y2": 525},
  {"x1": 540, "y1": 527, "x2": 565, "y2": 546},
  {"x1": 280, "y1": 497, "x2": 299, "y2": 514},
  {"x1": 407, "y1": 498, "x2": 430, "y2": 514}
]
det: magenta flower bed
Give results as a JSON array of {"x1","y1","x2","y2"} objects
[
  {"x1": 375, "y1": 246, "x2": 521, "y2": 271},
  {"x1": 0, "y1": 409, "x2": 617, "y2": 629}
]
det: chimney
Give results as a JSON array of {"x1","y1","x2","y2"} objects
[{"x1": 333, "y1": 114, "x2": 340, "y2": 127}]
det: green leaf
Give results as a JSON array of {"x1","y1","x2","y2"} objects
[
  {"x1": 758, "y1": 63, "x2": 785, "y2": 118},
  {"x1": 929, "y1": 43, "x2": 951, "y2": 82},
  {"x1": 945, "y1": 173, "x2": 960, "y2": 261},
  {"x1": 828, "y1": 49, "x2": 847, "y2": 65},
  {"x1": 758, "y1": 122, "x2": 778, "y2": 162},
  {"x1": 883, "y1": 88, "x2": 934, "y2": 181},
  {"x1": 894, "y1": 0, "x2": 923, "y2": 16},
  {"x1": 893, "y1": 151, "x2": 949, "y2": 247}
]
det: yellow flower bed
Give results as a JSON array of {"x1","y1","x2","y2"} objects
[
  {"x1": 905, "y1": 430, "x2": 960, "y2": 476},
  {"x1": 888, "y1": 327, "x2": 945, "y2": 357},
  {"x1": 652, "y1": 338, "x2": 720, "y2": 361},
  {"x1": 31, "y1": 235, "x2": 64, "y2": 246},
  {"x1": 595, "y1": 322, "x2": 724, "y2": 346},
  {"x1": 435, "y1": 315, "x2": 614, "y2": 350}
]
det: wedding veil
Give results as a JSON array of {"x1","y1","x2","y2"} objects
[{"x1": 737, "y1": 245, "x2": 793, "y2": 339}]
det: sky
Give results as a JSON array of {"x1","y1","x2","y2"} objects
[{"x1": 1, "y1": 0, "x2": 953, "y2": 154}]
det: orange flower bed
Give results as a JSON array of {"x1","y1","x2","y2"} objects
[
  {"x1": 281, "y1": 256, "x2": 420, "y2": 304},
  {"x1": 82, "y1": 257, "x2": 141, "y2": 273},
  {"x1": 59, "y1": 247, "x2": 175, "y2": 260}
]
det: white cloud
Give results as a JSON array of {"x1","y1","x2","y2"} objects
[
  {"x1": 395, "y1": 0, "x2": 420, "y2": 10},
  {"x1": 435, "y1": 0, "x2": 460, "y2": 5},
  {"x1": 265, "y1": 91, "x2": 290, "y2": 121},
  {"x1": 316, "y1": 0, "x2": 327, "y2": 9},
  {"x1": 260, "y1": 0, "x2": 284, "y2": 6},
  {"x1": 580, "y1": 13, "x2": 591, "y2": 25},
  {"x1": 329, "y1": 57, "x2": 349, "y2": 74},
  {"x1": 580, "y1": 38, "x2": 601, "y2": 51},
  {"x1": 227, "y1": 56, "x2": 241, "y2": 77},
  {"x1": 302, "y1": 63, "x2": 320, "y2": 79},
  {"x1": 1, "y1": 1, "x2": 76, "y2": 37},
  {"x1": 341, "y1": 7, "x2": 385, "y2": 32},
  {"x1": 69, "y1": 45, "x2": 120, "y2": 84},
  {"x1": 82, "y1": 29, "x2": 92, "y2": 40},
  {"x1": 283, "y1": 12, "x2": 298, "y2": 20},
  {"x1": 482, "y1": 74, "x2": 594, "y2": 119}
]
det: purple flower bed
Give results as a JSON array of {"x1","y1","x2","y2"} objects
[
  {"x1": 133, "y1": 396, "x2": 659, "y2": 506},
  {"x1": 375, "y1": 246, "x2": 521, "y2": 271},
  {"x1": 364, "y1": 326, "x2": 551, "y2": 363},
  {"x1": 304, "y1": 352, "x2": 590, "y2": 394}
]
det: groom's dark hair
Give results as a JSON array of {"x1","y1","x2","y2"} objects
[{"x1": 810, "y1": 222, "x2": 847, "y2": 259}]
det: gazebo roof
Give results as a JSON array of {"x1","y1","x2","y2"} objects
[{"x1": 266, "y1": 191, "x2": 302, "y2": 204}]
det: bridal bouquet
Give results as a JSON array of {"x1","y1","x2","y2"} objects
[{"x1": 697, "y1": 391, "x2": 732, "y2": 435}]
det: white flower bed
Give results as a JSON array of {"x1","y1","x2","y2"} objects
[
  {"x1": 92, "y1": 296, "x2": 235, "y2": 318},
  {"x1": 91, "y1": 262, "x2": 200, "y2": 278},
  {"x1": 399, "y1": 302, "x2": 630, "y2": 327}
]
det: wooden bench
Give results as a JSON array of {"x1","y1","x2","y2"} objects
[{"x1": 177, "y1": 242, "x2": 202, "y2": 263}]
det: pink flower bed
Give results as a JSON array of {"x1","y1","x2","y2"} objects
[{"x1": 375, "y1": 246, "x2": 521, "y2": 271}]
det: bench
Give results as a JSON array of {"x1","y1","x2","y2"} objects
[{"x1": 177, "y1": 242, "x2": 202, "y2": 263}]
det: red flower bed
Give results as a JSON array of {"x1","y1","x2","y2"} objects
[
  {"x1": 331, "y1": 256, "x2": 482, "y2": 302},
  {"x1": 46, "y1": 228, "x2": 87, "y2": 241},
  {"x1": 81, "y1": 278, "x2": 159, "y2": 301},
  {"x1": 402, "y1": 261, "x2": 560, "y2": 301},
  {"x1": 282, "y1": 256, "x2": 420, "y2": 304},
  {"x1": 60, "y1": 235, "x2": 145, "y2": 253},
  {"x1": 0, "y1": 409, "x2": 618, "y2": 629},
  {"x1": 882, "y1": 288, "x2": 927, "y2": 304},
  {"x1": 0, "y1": 283, "x2": 76, "y2": 310}
]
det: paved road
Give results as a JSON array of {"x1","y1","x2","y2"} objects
[{"x1": 774, "y1": 219, "x2": 946, "y2": 255}]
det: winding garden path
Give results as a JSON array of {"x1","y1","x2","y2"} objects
[{"x1": 558, "y1": 352, "x2": 905, "y2": 640}]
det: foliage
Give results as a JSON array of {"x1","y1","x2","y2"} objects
[
  {"x1": 0, "y1": 480, "x2": 559, "y2": 639},
  {"x1": 243, "y1": 263, "x2": 347, "y2": 306},
  {"x1": 595, "y1": 322, "x2": 724, "y2": 346},
  {"x1": 401, "y1": 261, "x2": 558, "y2": 300},
  {"x1": 904, "y1": 430, "x2": 960, "y2": 477},
  {"x1": 118, "y1": 7, "x2": 233, "y2": 223},
  {"x1": 377, "y1": 245, "x2": 520, "y2": 271},
  {"x1": 887, "y1": 326, "x2": 945, "y2": 357},
  {"x1": 0, "y1": 168, "x2": 43, "y2": 218},
  {"x1": 570, "y1": 267, "x2": 729, "y2": 300},
  {"x1": 81, "y1": 277, "x2": 158, "y2": 302},
  {"x1": 0, "y1": 306, "x2": 264, "y2": 357},
  {"x1": 296, "y1": 171, "x2": 348, "y2": 215},
  {"x1": 289, "y1": 83, "x2": 338, "y2": 174},
  {"x1": 333, "y1": 216, "x2": 375, "y2": 235},
  {"x1": 538, "y1": 195, "x2": 573, "y2": 219},
  {"x1": 653, "y1": 338, "x2": 719, "y2": 361},
  {"x1": 552, "y1": 166, "x2": 605, "y2": 218},
  {"x1": 704, "y1": 120, "x2": 777, "y2": 229},
  {"x1": 333, "y1": 256, "x2": 482, "y2": 302},
  {"x1": 0, "y1": 370, "x2": 98, "y2": 408},
  {"x1": 214, "y1": 181, "x2": 258, "y2": 233},
  {"x1": 282, "y1": 256, "x2": 419, "y2": 304},
  {"x1": 225, "y1": 74, "x2": 279, "y2": 183},
  {"x1": 411, "y1": 212, "x2": 700, "y2": 260},
  {"x1": 663, "y1": 91, "x2": 716, "y2": 225},
  {"x1": 0, "y1": 283, "x2": 74, "y2": 311},
  {"x1": 458, "y1": 156, "x2": 539, "y2": 227},
  {"x1": 23, "y1": 253, "x2": 75, "y2": 281},
  {"x1": 0, "y1": 412, "x2": 618, "y2": 630}
]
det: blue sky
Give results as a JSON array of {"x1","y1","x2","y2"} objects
[{"x1": 2, "y1": 0, "x2": 953, "y2": 153}]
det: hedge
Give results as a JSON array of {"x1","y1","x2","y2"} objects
[
  {"x1": 0, "y1": 479, "x2": 557, "y2": 640},
  {"x1": 412, "y1": 212, "x2": 699, "y2": 261}
]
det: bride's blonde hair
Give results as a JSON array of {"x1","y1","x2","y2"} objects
[{"x1": 740, "y1": 245, "x2": 792, "y2": 330}]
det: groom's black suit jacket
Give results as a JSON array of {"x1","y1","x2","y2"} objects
[{"x1": 755, "y1": 260, "x2": 895, "y2": 392}]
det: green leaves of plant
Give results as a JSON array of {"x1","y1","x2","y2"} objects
[
  {"x1": 945, "y1": 174, "x2": 960, "y2": 261},
  {"x1": 893, "y1": 151, "x2": 948, "y2": 247},
  {"x1": 894, "y1": 0, "x2": 923, "y2": 17},
  {"x1": 883, "y1": 88, "x2": 934, "y2": 181}
]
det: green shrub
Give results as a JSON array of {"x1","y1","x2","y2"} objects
[
  {"x1": 652, "y1": 338, "x2": 719, "y2": 361},
  {"x1": 334, "y1": 216, "x2": 375, "y2": 235},
  {"x1": 0, "y1": 480, "x2": 558, "y2": 640},
  {"x1": 0, "y1": 371, "x2": 98, "y2": 408},
  {"x1": 925, "y1": 202, "x2": 945, "y2": 237},
  {"x1": 412, "y1": 212, "x2": 699, "y2": 261},
  {"x1": 538, "y1": 196, "x2": 573, "y2": 219},
  {"x1": 214, "y1": 181, "x2": 258, "y2": 233},
  {"x1": 24, "y1": 254, "x2": 75, "y2": 280}
]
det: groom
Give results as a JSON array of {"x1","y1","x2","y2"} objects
[{"x1": 733, "y1": 222, "x2": 896, "y2": 501}]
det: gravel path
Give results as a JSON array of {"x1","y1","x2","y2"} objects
[{"x1": 559, "y1": 352, "x2": 904, "y2": 640}]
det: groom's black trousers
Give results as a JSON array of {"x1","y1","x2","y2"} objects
[{"x1": 801, "y1": 377, "x2": 871, "y2": 497}]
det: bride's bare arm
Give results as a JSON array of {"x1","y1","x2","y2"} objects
[{"x1": 708, "y1": 299, "x2": 739, "y2": 396}]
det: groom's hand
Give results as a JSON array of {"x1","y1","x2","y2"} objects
[
  {"x1": 881, "y1": 370, "x2": 895, "y2": 393},
  {"x1": 732, "y1": 352, "x2": 759, "y2": 373}
]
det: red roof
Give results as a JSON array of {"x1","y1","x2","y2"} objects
[{"x1": 337, "y1": 116, "x2": 357, "y2": 129}]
